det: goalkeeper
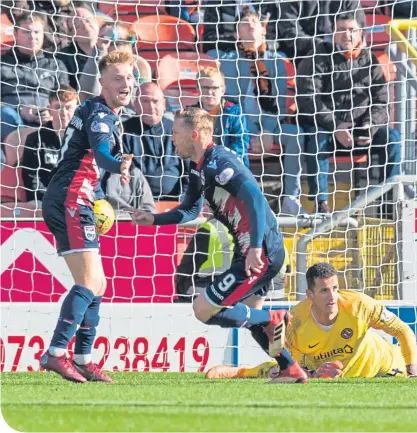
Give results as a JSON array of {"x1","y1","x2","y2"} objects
[{"x1": 207, "y1": 262, "x2": 417, "y2": 380}]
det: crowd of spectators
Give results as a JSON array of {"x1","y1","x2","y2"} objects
[{"x1": 1, "y1": 0, "x2": 412, "y2": 217}]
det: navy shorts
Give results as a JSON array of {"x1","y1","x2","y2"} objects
[
  {"x1": 42, "y1": 197, "x2": 99, "y2": 255},
  {"x1": 205, "y1": 246, "x2": 285, "y2": 307}
]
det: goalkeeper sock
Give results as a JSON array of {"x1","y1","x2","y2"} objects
[
  {"x1": 206, "y1": 303, "x2": 270, "y2": 328},
  {"x1": 49, "y1": 285, "x2": 94, "y2": 352},
  {"x1": 73, "y1": 296, "x2": 102, "y2": 364}
]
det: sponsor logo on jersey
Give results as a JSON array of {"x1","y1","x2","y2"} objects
[
  {"x1": 341, "y1": 328, "x2": 353, "y2": 339},
  {"x1": 98, "y1": 112, "x2": 107, "y2": 119},
  {"x1": 313, "y1": 345, "x2": 353, "y2": 361},
  {"x1": 215, "y1": 168, "x2": 234, "y2": 185},
  {"x1": 70, "y1": 116, "x2": 83, "y2": 130},
  {"x1": 84, "y1": 225, "x2": 96, "y2": 241},
  {"x1": 190, "y1": 169, "x2": 200, "y2": 177},
  {"x1": 201, "y1": 170, "x2": 205, "y2": 186},
  {"x1": 380, "y1": 309, "x2": 395, "y2": 323},
  {"x1": 209, "y1": 284, "x2": 224, "y2": 301},
  {"x1": 91, "y1": 120, "x2": 110, "y2": 133}
]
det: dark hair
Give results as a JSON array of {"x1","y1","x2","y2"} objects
[
  {"x1": 306, "y1": 263, "x2": 337, "y2": 291},
  {"x1": 334, "y1": 9, "x2": 366, "y2": 31},
  {"x1": 14, "y1": 11, "x2": 47, "y2": 29}
]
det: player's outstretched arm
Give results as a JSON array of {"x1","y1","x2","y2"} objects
[
  {"x1": 369, "y1": 304, "x2": 417, "y2": 377},
  {"x1": 132, "y1": 187, "x2": 204, "y2": 226}
]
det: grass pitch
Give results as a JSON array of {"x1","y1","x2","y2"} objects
[{"x1": 1, "y1": 373, "x2": 416, "y2": 432}]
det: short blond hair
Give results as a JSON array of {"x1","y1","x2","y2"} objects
[
  {"x1": 198, "y1": 67, "x2": 225, "y2": 87},
  {"x1": 99, "y1": 51, "x2": 135, "y2": 74},
  {"x1": 175, "y1": 107, "x2": 214, "y2": 135}
]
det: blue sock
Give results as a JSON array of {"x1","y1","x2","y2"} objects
[
  {"x1": 206, "y1": 303, "x2": 270, "y2": 328},
  {"x1": 74, "y1": 296, "x2": 102, "y2": 356},
  {"x1": 275, "y1": 348, "x2": 295, "y2": 370},
  {"x1": 50, "y1": 285, "x2": 95, "y2": 349}
]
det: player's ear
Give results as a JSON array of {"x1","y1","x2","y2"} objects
[
  {"x1": 191, "y1": 129, "x2": 199, "y2": 140},
  {"x1": 306, "y1": 289, "x2": 313, "y2": 300}
]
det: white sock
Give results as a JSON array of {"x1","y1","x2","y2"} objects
[
  {"x1": 48, "y1": 346, "x2": 67, "y2": 357},
  {"x1": 73, "y1": 354, "x2": 92, "y2": 365}
]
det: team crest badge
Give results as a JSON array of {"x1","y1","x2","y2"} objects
[
  {"x1": 215, "y1": 168, "x2": 234, "y2": 185},
  {"x1": 84, "y1": 225, "x2": 96, "y2": 241},
  {"x1": 341, "y1": 328, "x2": 353, "y2": 339},
  {"x1": 91, "y1": 120, "x2": 110, "y2": 133}
]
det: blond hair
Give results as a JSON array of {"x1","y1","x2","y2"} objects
[
  {"x1": 99, "y1": 51, "x2": 135, "y2": 74},
  {"x1": 198, "y1": 67, "x2": 225, "y2": 87},
  {"x1": 175, "y1": 107, "x2": 214, "y2": 135}
]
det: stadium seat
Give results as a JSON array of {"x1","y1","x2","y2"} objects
[
  {"x1": 154, "y1": 201, "x2": 180, "y2": 213},
  {"x1": 1, "y1": 14, "x2": 14, "y2": 54},
  {"x1": 0, "y1": 128, "x2": 33, "y2": 203},
  {"x1": 98, "y1": 0, "x2": 166, "y2": 20},
  {"x1": 131, "y1": 15, "x2": 196, "y2": 70},
  {"x1": 365, "y1": 13, "x2": 391, "y2": 52},
  {"x1": 155, "y1": 52, "x2": 219, "y2": 111}
]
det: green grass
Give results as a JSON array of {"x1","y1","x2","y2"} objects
[{"x1": 1, "y1": 373, "x2": 417, "y2": 432}]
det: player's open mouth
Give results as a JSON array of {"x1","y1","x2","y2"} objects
[{"x1": 119, "y1": 91, "x2": 130, "y2": 97}]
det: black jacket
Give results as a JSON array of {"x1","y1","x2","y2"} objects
[
  {"x1": 57, "y1": 43, "x2": 98, "y2": 91},
  {"x1": 0, "y1": 48, "x2": 69, "y2": 108},
  {"x1": 122, "y1": 116, "x2": 189, "y2": 200},
  {"x1": 202, "y1": 0, "x2": 279, "y2": 53},
  {"x1": 296, "y1": 41, "x2": 389, "y2": 134},
  {"x1": 22, "y1": 123, "x2": 61, "y2": 201},
  {"x1": 277, "y1": 0, "x2": 361, "y2": 60}
]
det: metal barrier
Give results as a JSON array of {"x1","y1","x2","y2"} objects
[{"x1": 296, "y1": 176, "x2": 417, "y2": 300}]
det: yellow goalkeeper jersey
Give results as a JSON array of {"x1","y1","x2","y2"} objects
[{"x1": 286, "y1": 290, "x2": 417, "y2": 378}]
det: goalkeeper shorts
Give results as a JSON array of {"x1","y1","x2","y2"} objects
[
  {"x1": 205, "y1": 246, "x2": 285, "y2": 307},
  {"x1": 42, "y1": 197, "x2": 99, "y2": 256}
]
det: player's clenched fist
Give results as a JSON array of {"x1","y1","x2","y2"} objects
[
  {"x1": 313, "y1": 361, "x2": 343, "y2": 379},
  {"x1": 120, "y1": 154, "x2": 134, "y2": 184},
  {"x1": 131, "y1": 209, "x2": 154, "y2": 226}
]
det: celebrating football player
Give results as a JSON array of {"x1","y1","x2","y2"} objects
[
  {"x1": 40, "y1": 51, "x2": 134, "y2": 383},
  {"x1": 131, "y1": 107, "x2": 308, "y2": 383},
  {"x1": 206, "y1": 262, "x2": 417, "y2": 380}
]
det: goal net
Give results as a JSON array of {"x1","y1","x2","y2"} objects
[{"x1": 0, "y1": 0, "x2": 416, "y2": 372}]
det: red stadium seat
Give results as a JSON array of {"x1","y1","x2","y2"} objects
[
  {"x1": 155, "y1": 52, "x2": 219, "y2": 90},
  {"x1": 1, "y1": 14, "x2": 14, "y2": 54},
  {"x1": 131, "y1": 14, "x2": 196, "y2": 55},
  {"x1": 99, "y1": 0, "x2": 166, "y2": 20},
  {"x1": 155, "y1": 52, "x2": 219, "y2": 111},
  {"x1": 365, "y1": 13, "x2": 391, "y2": 52}
]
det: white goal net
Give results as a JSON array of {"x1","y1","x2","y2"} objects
[{"x1": 0, "y1": 0, "x2": 416, "y2": 372}]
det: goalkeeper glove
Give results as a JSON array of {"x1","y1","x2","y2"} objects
[{"x1": 313, "y1": 361, "x2": 343, "y2": 379}]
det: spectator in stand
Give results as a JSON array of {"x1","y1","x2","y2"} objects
[
  {"x1": 79, "y1": 21, "x2": 152, "y2": 103},
  {"x1": 296, "y1": 10, "x2": 401, "y2": 214},
  {"x1": 1, "y1": 0, "x2": 74, "y2": 50},
  {"x1": 202, "y1": 1, "x2": 279, "y2": 53},
  {"x1": 57, "y1": 4, "x2": 99, "y2": 90},
  {"x1": 21, "y1": 85, "x2": 78, "y2": 203},
  {"x1": 119, "y1": 82, "x2": 189, "y2": 201},
  {"x1": 0, "y1": 12, "x2": 69, "y2": 142},
  {"x1": 207, "y1": 9, "x2": 304, "y2": 214},
  {"x1": 277, "y1": 0, "x2": 361, "y2": 62},
  {"x1": 165, "y1": 0, "x2": 202, "y2": 24},
  {"x1": 194, "y1": 67, "x2": 250, "y2": 167}
]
